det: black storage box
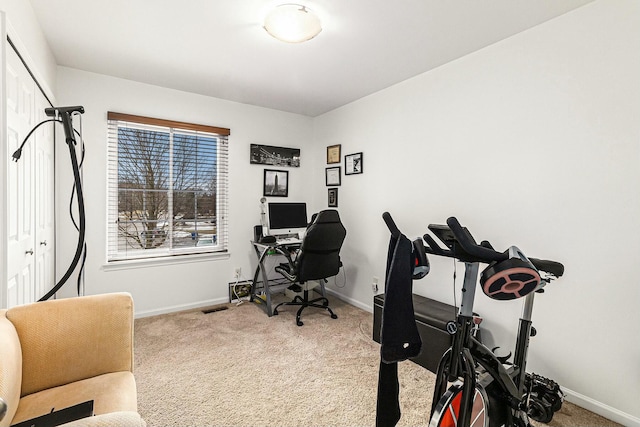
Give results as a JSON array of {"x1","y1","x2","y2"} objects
[{"x1": 373, "y1": 293, "x2": 457, "y2": 374}]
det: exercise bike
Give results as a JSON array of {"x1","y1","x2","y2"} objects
[{"x1": 382, "y1": 213, "x2": 564, "y2": 427}]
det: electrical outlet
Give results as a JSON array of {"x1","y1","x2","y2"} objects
[
  {"x1": 372, "y1": 276, "x2": 379, "y2": 293},
  {"x1": 235, "y1": 267, "x2": 242, "y2": 278}
]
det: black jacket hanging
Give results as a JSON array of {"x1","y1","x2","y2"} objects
[{"x1": 376, "y1": 232, "x2": 422, "y2": 427}]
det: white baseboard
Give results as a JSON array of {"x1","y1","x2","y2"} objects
[
  {"x1": 134, "y1": 287, "x2": 371, "y2": 319},
  {"x1": 563, "y1": 387, "x2": 639, "y2": 427},
  {"x1": 134, "y1": 297, "x2": 229, "y2": 318},
  {"x1": 325, "y1": 287, "x2": 373, "y2": 313}
]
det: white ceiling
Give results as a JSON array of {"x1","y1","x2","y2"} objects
[{"x1": 29, "y1": 0, "x2": 594, "y2": 117}]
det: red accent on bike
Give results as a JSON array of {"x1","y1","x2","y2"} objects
[
  {"x1": 436, "y1": 387, "x2": 487, "y2": 427},
  {"x1": 439, "y1": 392, "x2": 462, "y2": 427}
]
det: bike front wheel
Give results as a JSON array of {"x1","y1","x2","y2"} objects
[{"x1": 429, "y1": 381, "x2": 507, "y2": 427}]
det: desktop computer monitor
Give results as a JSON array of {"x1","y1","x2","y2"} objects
[{"x1": 267, "y1": 202, "x2": 308, "y2": 237}]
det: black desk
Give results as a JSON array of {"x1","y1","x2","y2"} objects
[{"x1": 250, "y1": 240, "x2": 301, "y2": 316}]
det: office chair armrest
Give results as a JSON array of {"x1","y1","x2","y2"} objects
[
  {"x1": 272, "y1": 245, "x2": 299, "y2": 281},
  {"x1": 275, "y1": 263, "x2": 297, "y2": 282}
]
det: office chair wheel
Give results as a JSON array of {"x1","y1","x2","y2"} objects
[
  {"x1": 331, "y1": 313, "x2": 338, "y2": 319},
  {"x1": 297, "y1": 320, "x2": 304, "y2": 326}
]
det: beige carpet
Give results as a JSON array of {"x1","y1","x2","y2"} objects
[{"x1": 134, "y1": 297, "x2": 620, "y2": 427}]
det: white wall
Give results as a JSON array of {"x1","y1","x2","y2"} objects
[
  {"x1": 4, "y1": 0, "x2": 639, "y2": 423},
  {"x1": 55, "y1": 67, "x2": 317, "y2": 315},
  {"x1": 314, "y1": 0, "x2": 639, "y2": 424},
  {"x1": 0, "y1": 0, "x2": 56, "y2": 97}
]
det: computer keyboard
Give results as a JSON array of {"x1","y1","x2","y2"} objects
[{"x1": 276, "y1": 237, "x2": 302, "y2": 245}]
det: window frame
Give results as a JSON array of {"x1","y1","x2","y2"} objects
[{"x1": 106, "y1": 112, "x2": 230, "y2": 263}]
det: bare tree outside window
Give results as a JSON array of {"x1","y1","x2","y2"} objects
[{"x1": 117, "y1": 127, "x2": 218, "y2": 252}]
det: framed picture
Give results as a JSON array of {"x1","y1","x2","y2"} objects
[
  {"x1": 328, "y1": 188, "x2": 338, "y2": 207},
  {"x1": 250, "y1": 144, "x2": 300, "y2": 167},
  {"x1": 263, "y1": 169, "x2": 288, "y2": 197},
  {"x1": 345, "y1": 152, "x2": 363, "y2": 175},
  {"x1": 326, "y1": 144, "x2": 341, "y2": 164},
  {"x1": 325, "y1": 166, "x2": 341, "y2": 186}
]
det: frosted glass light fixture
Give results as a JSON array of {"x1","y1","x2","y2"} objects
[{"x1": 264, "y1": 4, "x2": 322, "y2": 43}]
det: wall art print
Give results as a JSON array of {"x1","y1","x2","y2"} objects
[
  {"x1": 263, "y1": 169, "x2": 289, "y2": 197},
  {"x1": 251, "y1": 144, "x2": 300, "y2": 167}
]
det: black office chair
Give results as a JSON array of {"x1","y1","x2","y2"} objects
[{"x1": 273, "y1": 209, "x2": 346, "y2": 326}]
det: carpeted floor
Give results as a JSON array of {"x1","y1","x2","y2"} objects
[{"x1": 134, "y1": 296, "x2": 620, "y2": 427}]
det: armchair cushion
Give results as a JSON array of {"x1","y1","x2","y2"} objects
[
  {"x1": 12, "y1": 372, "x2": 137, "y2": 424},
  {"x1": 0, "y1": 293, "x2": 141, "y2": 427},
  {"x1": 61, "y1": 411, "x2": 145, "y2": 427},
  {"x1": 0, "y1": 312, "x2": 21, "y2": 424},
  {"x1": 6, "y1": 293, "x2": 134, "y2": 396}
]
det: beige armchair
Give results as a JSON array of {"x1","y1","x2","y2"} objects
[{"x1": 0, "y1": 293, "x2": 145, "y2": 427}]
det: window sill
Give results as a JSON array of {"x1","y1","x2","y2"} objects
[{"x1": 102, "y1": 251, "x2": 230, "y2": 271}]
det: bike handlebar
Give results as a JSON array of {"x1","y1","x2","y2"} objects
[
  {"x1": 382, "y1": 212, "x2": 401, "y2": 238},
  {"x1": 383, "y1": 212, "x2": 564, "y2": 277},
  {"x1": 446, "y1": 217, "x2": 507, "y2": 262}
]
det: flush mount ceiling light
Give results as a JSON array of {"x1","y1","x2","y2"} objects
[{"x1": 264, "y1": 4, "x2": 322, "y2": 43}]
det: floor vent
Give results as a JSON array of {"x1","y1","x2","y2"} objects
[{"x1": 202, "y1": 306, "x2": 229, "y2": 314}]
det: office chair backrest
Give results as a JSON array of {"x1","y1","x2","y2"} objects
[{"x1": 297, "y1": 210, "x2": 346, "y2": 282}]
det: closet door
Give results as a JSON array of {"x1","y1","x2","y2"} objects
[
  {"x1": 5, "y1": 44, "x2": 55, "y2": 307},
  {"x1": 33, "y1": 94, "x2": 55, "y2": 300}
]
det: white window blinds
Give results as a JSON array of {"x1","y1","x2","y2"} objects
[{"x1": 107, "y1": 112, "x2": 229, "y2": 262}]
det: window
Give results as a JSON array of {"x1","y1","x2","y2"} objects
[{"x1": 107, "y1": 112, "x2": 229, "y2": 262}]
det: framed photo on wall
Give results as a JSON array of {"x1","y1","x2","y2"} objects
[
  {"x1": 326, "y1": 144, "x2": 341, "y2": 164},
  {"x1": 263, "y1": 169, "x2": 288, "y2": 197},
  {"x1": 250, "y1": 144, "x2": 300, "y2": 167},
  {"x1": 328, "y1": 188, "x2": 338, "y2": 207},
  {"x1": 345, "y1": 152, "x2": 363, "y2": 175},
  {"x1": 325, "y1": 166, "x2": 341, "y2": 186}
]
